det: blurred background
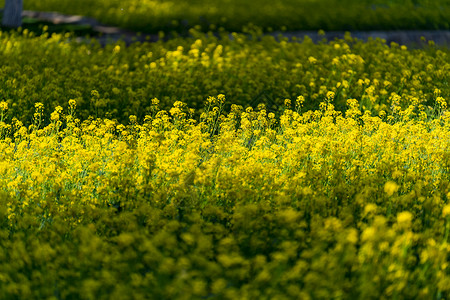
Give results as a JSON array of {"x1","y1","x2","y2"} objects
[{"x1": 1, "y1": 0, "x2": 449, "y2": 33}]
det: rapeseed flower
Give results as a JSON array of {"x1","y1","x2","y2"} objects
[
  {"x1": 0, "y1": 101, "x2": 7, "y2": 112},
  {"x1": 443, "y1": 205, "x2": 450, "y2": 218},
  {"x1": 397, "y1": 211, "x2": 413, "y2": 229},
  {"x1": 384, "y1": 181, "x2": 399, "y2": 196}
]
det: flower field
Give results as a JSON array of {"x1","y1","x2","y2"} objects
[
  {"x1": 0, "y1": 28, "x2": 449, "y2": 125},
  {"x1": 2, "y1": 91, "x2": 450, "y2": 298},
  {"x1": 1, "y1": 7, "x2": 450, "y2": 299}
]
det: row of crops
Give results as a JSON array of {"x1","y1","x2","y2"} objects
[
  {"x1": 0, "y1": 28, "x2": 449, "y2": 125},
  {"x1": 1, "y1": 3, "x2": 450, "y2": 298},
  {"x1": 1, "y1": 0, "x2": 449, "y2": 32}
]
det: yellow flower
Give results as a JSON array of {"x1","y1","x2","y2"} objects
[
  {"x1": 129, "y1": 115, "x2": 137, "y2": 124},
  {"x1": 31, "y1": 171, "x2": 44, "y2": 184},
  {"x1": 326, "y1": 91, "x2": 335, "y2": 101},
  {"x1": 0, "y1": 101, "x2": 8, "y2": 111},
  {"x1": 436, "y1": 96, "x2": 447, "y2": 109},
  {"x1": 364, "y1": 203, "x2": 377, "y2": 215},
  {"x1": 384, "y1": 181, "x2": 399, "y2": 196},
  {"x1": 217, "y1": 94, "x2": 226, "y2": 104},
  {"x1": 347, "y1": 228, "x2": 358, "y2": 244},
  {"x1": 50, "y1": 111, "x2": 59, "y2": 121},
  {"x1": 361, "y1": 227, "x2": 376, "y2": 242},
  {"x1": 151, "y1": 98, "x2": 160, "y2": 106},
  {"x1": 443, "y1": 204, "x2": 450, "y2": 217},
  {"x1": 397, "y1": 211, "x2": 413, "y2": 229},
  {"x1": 35, "y1": 102, "x2": 44, "y2": 110},
  {"x1": 295, "y1": 95, "x2": 305, "y2": 108},
  {"x1": 68, "y1": 99, "x2": 76, "y2": 108},
  {"x1": 308, "y1": 56, "x2": 317, "y2": 64}
]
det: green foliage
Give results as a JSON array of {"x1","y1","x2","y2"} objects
[
  {"x1": 1, "y1": 0, "x2": 449, "y2": 32},
  {"x1": 0, "y1": 29, "x2": 449, "y2": 126}
]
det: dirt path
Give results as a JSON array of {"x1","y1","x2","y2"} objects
[{"x1": 11, "y1": 10, "x2": 450, "y2": 47}]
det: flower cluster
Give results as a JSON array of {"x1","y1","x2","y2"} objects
[{"x1": 1, "y1": 9, "x2": 450, "y2": 297}]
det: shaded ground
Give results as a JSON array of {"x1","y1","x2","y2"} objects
[{"x1": 2, "y1": 9, "x2": 450, "y2": 47}]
